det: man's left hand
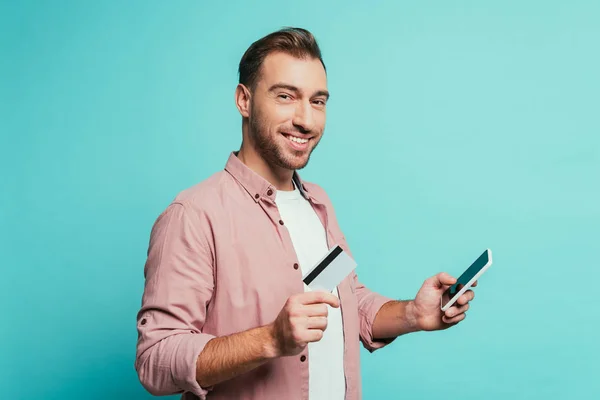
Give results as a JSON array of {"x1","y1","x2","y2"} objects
[{"x1": 410, "y1": 272, "x2": 476, "y2": 331}]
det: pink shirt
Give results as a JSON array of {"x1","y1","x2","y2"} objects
[{"x1": 135, "y1": 152, "x2": 394, "y2": 399}]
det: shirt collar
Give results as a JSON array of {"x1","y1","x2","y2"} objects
[{"x1": 224, "y1": 151, "x2": 311, "y2": 203}]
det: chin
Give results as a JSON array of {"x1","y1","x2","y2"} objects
[
  {"x1": 276, "y1": 151, "x2": 311, "y2": 171},
  {"x1": 287, "y1": 154, "x2": 312, "y2": 170}
]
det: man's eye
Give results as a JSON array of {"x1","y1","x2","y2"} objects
[
  {"x1": 313, "y1": 99, "x2": 326, "y2": 106},
  {"x1": 278, "y1": 94, "x2": 291, "y2": 100}
]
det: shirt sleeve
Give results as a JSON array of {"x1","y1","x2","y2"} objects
[
  {"x1": 352, "y1": 271, "x2": 396, "y2": 352},
  {"x1": 135, "y1": 202, "x2": 216, "y2": 399}
]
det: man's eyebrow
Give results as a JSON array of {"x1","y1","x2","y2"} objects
[
  {"x1": 268, "y1": 83, "x2": 300, "y2": 93},
  {"x1": 314, "y1": 90, "x2": 330, "y2": 100},
  {"x1": 268, "y1": 83, "x2": 330, "y2": 100}
]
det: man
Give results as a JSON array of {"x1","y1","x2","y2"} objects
[{"x1": 135, "y1": 27, "x2": 475, "y2": 400}]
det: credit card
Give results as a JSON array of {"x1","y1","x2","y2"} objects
[{"x1": 302, "y1": 245, "x2": 357, "y2": 292}]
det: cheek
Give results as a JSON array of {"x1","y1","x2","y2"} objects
[
  {"x1": 270, "y1": 103, "x2": 296, "y2": 123},
  {"x1": 314, "y1": 111, "x2": 326, "y2": 132},
  {"x1": 253, "y1": 106, "x2": 279, "y2": 133}
]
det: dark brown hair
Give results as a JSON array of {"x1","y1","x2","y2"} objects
[{"x1": 238, "y1": 27, "x2": 326, "y2": 90}]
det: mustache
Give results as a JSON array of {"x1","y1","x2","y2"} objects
[{"x1": 279, "y1": 127, "x2": 318, "y2": 136}]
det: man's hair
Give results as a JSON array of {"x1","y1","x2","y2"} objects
[{"x1": 238, "y1": 27, "x2": 326, "y2": 90}]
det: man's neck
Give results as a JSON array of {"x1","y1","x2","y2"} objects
[{"x1": 237, "y1": 145, "x2": 294, "y2": 191}]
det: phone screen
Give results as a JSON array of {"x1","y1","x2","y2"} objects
[{"x1": 441, "y1": 249, "x2": 490, "y2": 308}]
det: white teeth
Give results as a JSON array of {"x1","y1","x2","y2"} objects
[{"x1": 286, "y1": 135, "x2": 308, "y2": 144}]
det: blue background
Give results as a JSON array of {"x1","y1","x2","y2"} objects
[{"x1": 2, "y1": 1, "x2": 599, "y2": 399}]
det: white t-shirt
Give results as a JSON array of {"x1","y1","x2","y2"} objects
[{"x1": 275, "y1": 183, "x2": 345, "y2": 400}]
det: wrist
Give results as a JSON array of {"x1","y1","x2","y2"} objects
[
  {"x1": 261, "y1": 323, "x2": 281, "y2": 360},
  {"x1": 405, "y1": 300, "x2": 423, "y2": 332}
]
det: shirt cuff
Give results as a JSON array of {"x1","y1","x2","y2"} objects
[
  {"x1": 360, "y1": 295, "x2": 396, "y2": 352},
  {"x1": 172, "y1": 332, "x2": 217, "y2": 399}
]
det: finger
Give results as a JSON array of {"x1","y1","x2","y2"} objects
[
  {"x1": 307, "y1": 316, "x2": 328, "y2": 330},
  {"x1": 472, "y1": 280, "x2": 478, "y2": 287},
  {"x1": 442, "y1": 313, "x2": 466, "y2": 325},
  {"x1": 299, "y1": 291, "x2": 340, "y2": 308},
  {"x1": 306, "y1": 329, "x2": 325, "y2": 343},
  {"x1": 457, "y1": 290, "x2": 475, "y2": 305},
  {"x1": 432, "y1": 272, "x2": 457, "y2": 288},
  {"x1": 304, "y1": 304, "x2": 329, "y2": 317},
  {"x1": 444, "y1": 303, "x2": 469, "y2": 318}
]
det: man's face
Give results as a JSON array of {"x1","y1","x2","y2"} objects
[{"x1": 247, "y1": 52, "x2": 329, "y2": 171}]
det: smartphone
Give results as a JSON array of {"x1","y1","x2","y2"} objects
[{"x1": 441, "y1": 249, "x2": 493, "y2": 312}]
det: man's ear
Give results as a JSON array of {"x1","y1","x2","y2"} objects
[{"x1": 235, "y1": 84, "x2": 251, "y2": 118}]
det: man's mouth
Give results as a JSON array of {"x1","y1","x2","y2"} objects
[
  {"x1": 281, "y1": 132, "x2": 312, "y2": 151},
  {"x1": 282, "y1": 133, "x2": 310, "y2": 144}
]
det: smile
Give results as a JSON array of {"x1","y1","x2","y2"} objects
[{"x1": 283, "y1": 133, "x2": 309, "y2": 144}]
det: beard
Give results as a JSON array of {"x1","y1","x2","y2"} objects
[{"x1": 248, "y1": 106, "x2": 321, "y2": 171}]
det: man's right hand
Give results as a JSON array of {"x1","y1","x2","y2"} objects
[
  {"x1": 268, "y1": 291, "x2": 340, "y2": 357},
  {"x1": 194, "y1": 291, "x2": 340, "y2": 388}
]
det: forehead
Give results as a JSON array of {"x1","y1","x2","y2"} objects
[{"x1": 258, "y1": 52, "x2": 327, "y2": 91}]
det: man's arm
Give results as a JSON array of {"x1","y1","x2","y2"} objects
[
  {"x1": 372, "y1": 300, "x2": 420, "y2": 339},
  {"x1": 371, "y1": 273, "x2": 476, "y2": 340},
  {"x1": 196, "y1": 291, "x2": 339, "y2": 388},
  {"x1": 195, "y1": 325, "x2": 275, "y2": 388},
  {"x1": 136, "y1": 203, "x2": 338, "y2": 396},
  {"x1": 312, "y1": 186, "x2": 474, "y2": 345},
  {"x1": 136, "y1": 203, "x2": 217, "y2": 397}
]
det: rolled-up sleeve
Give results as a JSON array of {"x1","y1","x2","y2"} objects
[
  {"x1": 352, "y1": 271, "x2": 396, "y2": 353},
  {"x1": 135, "y1": 202, "x2": 215, "y2": 399}
]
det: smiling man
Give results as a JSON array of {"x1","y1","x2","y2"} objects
[{"x1": 135, "y1": 27, "x2": 475, "y2": 400}]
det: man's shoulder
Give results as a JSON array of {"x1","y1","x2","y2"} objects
[
  {"x1": 171, "y1": 170, "x2": 233, "y2": 211},
  {"x1": 301, "y1": 180, "x2": 333, "y2": 206}
]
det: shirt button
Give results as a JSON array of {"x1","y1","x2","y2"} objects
[
  {"x1": 293, "y1": 263, "x2": 299, "y2": 270},
  {"x1": 267, "y1": 189, "x2": 273, "y2": 196},
  {"x1": 279, "y1": 220, "x2": 284, "y2": 225},
  {"x1": 255, "y1": 194, "x2": 260, "y2": 199},
  {"x1": 300, "y1": 355, "x2": 307, "y2": 362}
]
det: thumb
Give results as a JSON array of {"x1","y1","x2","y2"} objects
[{"x1": 429, "y1": 272, "x2": 457, "y2": 289}]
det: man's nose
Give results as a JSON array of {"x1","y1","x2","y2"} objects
[{"x1": 292, "y1": 101, "x2": 314, "y2": 133}]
